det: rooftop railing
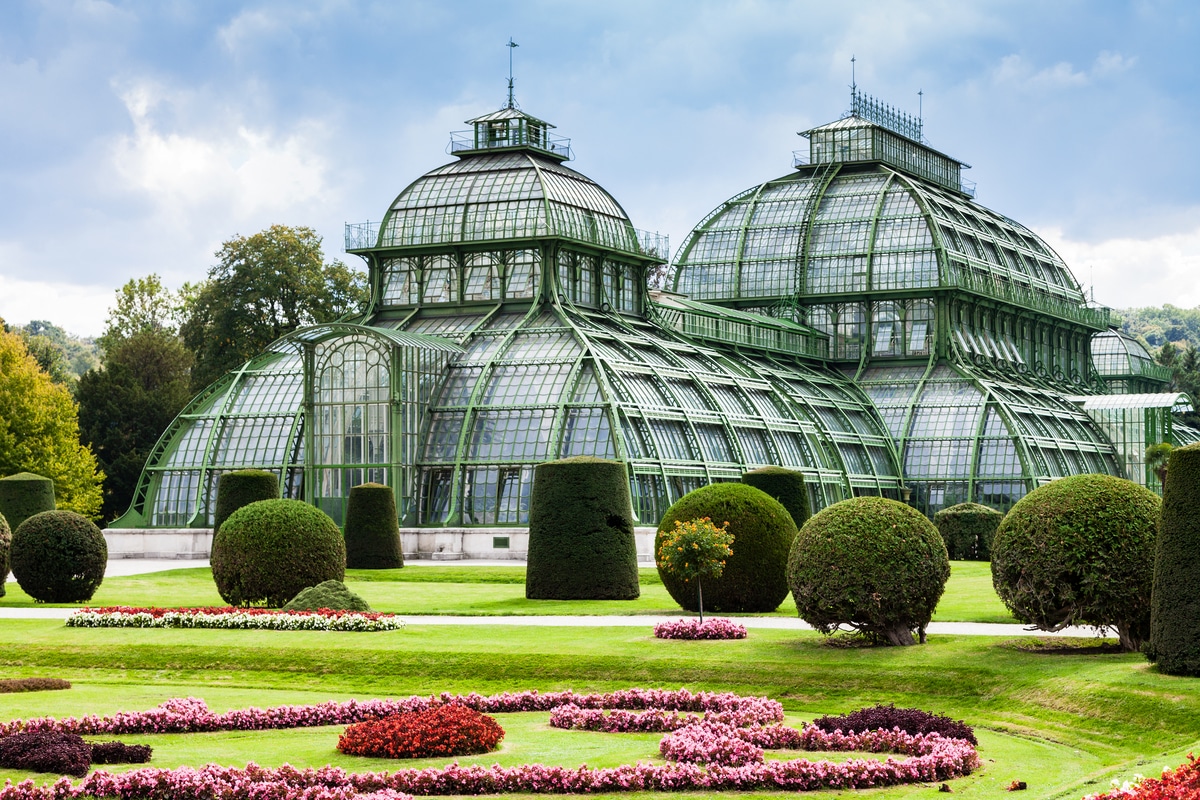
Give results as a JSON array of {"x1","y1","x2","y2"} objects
[
  {"x1": 944, "y1": 267, "x2": 1111, "y2": 329},
  {"x1": 448, "y1": 129, "x2": 573, "y2": 160},
  {"x1": 345, "y1": 221, "x2": 378, "y2": 251}
]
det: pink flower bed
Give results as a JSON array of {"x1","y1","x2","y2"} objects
[
  {"x1": 654, "y1": 618, "x2": 747, "y2": 640},
  {"x1": 0, "y1": 690, "x2": 981, "y2": 799}
]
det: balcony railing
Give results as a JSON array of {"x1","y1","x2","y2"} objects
[
  {"x1": 345, "y1": 221, "x2": 378, "y2": 251},
  {"x1": 944, "y1": 267, "x2": 1111, "y2": 329},
  {"x1": 448, "y1": 129, "x2": 573, "y2": 160}
]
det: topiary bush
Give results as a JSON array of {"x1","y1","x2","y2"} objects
[
  {"x1": 10, "y1": 510, "x2": 107, "y2": 603},
  {"x1": 787, "y1": 496, "x2": 949, "y2": 646},
  {"x1": 0, "y1": 731, "x2": 91, "y2": 776},
  {"x1": 741, "y1": 467, "x2": 810, "y2": 531},
  {"x1": 526, "y1": 457, "x2": 639, "y2": 600},
  {"x1": 344, "y1": 483, "x2": 403, "y2": 569},
  {"x1": 656, "y1": 483, "x2": 797, "y2": 613},
  {"x1": 283, "y1": 579, "x2": 371, "y2": 612},
  {"x1": 0, "y1": 510, "x2": 9, "y2": 598},
  {"x1": 933, "y1": 502, "x2": 1004, "y2": 561},
  {"x1": 210, "y1": 499, "x2": 345, "y2": 607},
  {"x1": 0, "y1": 472, "x2": 56, "y2": 533},
  {"x1": 212, "y1": 469, "x2": 279, "y2": 534},
  {"x1": 1147, "y1": 443, "x2": 1200, "y2": 674},
  {"x1": 991, "y1": 474, "x2": 1159, "y2": 652}
]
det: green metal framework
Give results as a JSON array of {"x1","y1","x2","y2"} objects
[
  {"x1": 1091, "y1": 328, "x2": 1173, "y2": 394},
  {"x1": 1070, "y1": 393, "x2": 1198, "y2": 492}
]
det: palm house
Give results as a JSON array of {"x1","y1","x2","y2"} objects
[{"x1": 109, "y1": 87, "x2": 1196, "y2": 558}]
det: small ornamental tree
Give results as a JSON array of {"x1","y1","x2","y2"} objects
[
  {"x1": 1147, "y1": 442, "x2": 1200, "y2": 674},
  {"x1": 656, "y1": 517, "x2": 734, "y2": 624},
  {"x1": 991, "y1": 474, "x2": 1159, "y2": 652}
]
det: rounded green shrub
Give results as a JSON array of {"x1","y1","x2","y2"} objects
[
  {"x1": 933, "y1": 502, "x2": 1004, "y2": 561},
  {"x1": 741, "y1": 467, "x2": 811, "y2": 531},
  {"x1": 210, "y1": 499, "x2": 345, "y2": 607},
  {"x1": 0, "y1": 473, "x2": 56, "y2": 534},
  {"x1": 991, "y1": 474, "x2": 1159, "y2": 652},
  {"x1": 656, "y1": 482, "x2": 797, "y2": 613},
  {"x1": 344, "y1": 483, "x2": 403, "y2": 569},
  {"x1": 0, "y1": 511, "x2": 10, "y2": 598},
  {"x1": 787, "y1": 496, "x2": 949, "y2": 646},
  {"x1": 10, "y1": 510, "x2": 107, "y2": 603},
  {"x1": 283, "y1": 579, "x2": 371, "y2": 612},
  {"x1": 526, "y1": 457, "x2": 639, "y2": 600},
  {"x1": 1148, "y1": 443, "x2": 1200, "y2": 674},
  {"x1": 213, "y1": 470, "x2": 279, "y2": 534}
]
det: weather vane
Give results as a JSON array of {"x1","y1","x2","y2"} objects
[{"x1": 506, "y1": 38, "x2": 519, "y2": 109}]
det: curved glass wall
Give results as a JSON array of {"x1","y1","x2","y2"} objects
[{"x1": 1091, "y1": 329, "x2": 1173, "y2": 393}]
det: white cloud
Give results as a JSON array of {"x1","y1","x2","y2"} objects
[
  {"x1": 109, "y1": 80, "x2": 333, "y2": 231},
  {"x1": 0, "y1": 270, "x2": 112, "y2": 338},
  {"x1": 1040, "y1": 220, "x2": 1200, "y2": 310},
  {"x1": 991, "y1": 50, "x2": 1136, "y2": 90}
]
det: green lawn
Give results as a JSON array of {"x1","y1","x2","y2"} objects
[{"x1": 0, "y1": 560, "x2": 1017, "y2": 622}]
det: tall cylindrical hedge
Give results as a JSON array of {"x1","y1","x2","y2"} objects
[
  {"x1": 10, "y1": 510, "x2": 107, "y2": 603},
  {"x1": 933, "y1": 502, "x2": 1004, "y2": 561},
  {"x1": 0, "y1": 511, "x2": 10, "y2": 598},
  {"x1": 656, "y1": 482, "x2": 797, "y2": 613},
  {"x1": 0, "y1": 473, "x2": 56, "y2": 534},
  {"x1": 213, "y1": 470, "x2": 279, "y2": 534},
  {"x1": 210, "y1": 499, "x2": 345, "y2": 607},
  {"x1": 526, "y1": 457, "x2": 639, "y2": 600},
  {"x1": 788, "y1": 496, "x2": 949, "y2": 646},
  {"x1": 991, "y1": 474, "x2": 1159, "y2": 652},
  {"x1": 1148, "y1": 443, "x2": 1200, "y2": 674},
  {"x1": 344, "y1": 483, "x2": 404, "y2": 569},
  {"x1": 741, "y1": 467, "x2": 810, "y2": 531}
]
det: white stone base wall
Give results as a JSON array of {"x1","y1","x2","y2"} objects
[{"x1": 103, "y1": 527, "x2": 660, "y2": 563}]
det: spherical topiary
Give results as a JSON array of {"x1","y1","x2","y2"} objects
[
  {"x1": 210, "y1": 499, "x2": 345, "y2": 607},
  {"x1": 1148, "y1": 443, "x2": 1200, "y2": 674},
  {"x1": 0, "y1": 511, "x2": 10, "y2": 598},
  {"x1": 526, "y1": 457, "x2": 639, "y2": 600},
  {"x1": 656, "y1": 483, "x2": 797, "y2": 613},
  {"x1": 741, "y1": 467, "x2": 811, "y2": 531},
  {"x1": 283, "y1": 579, "x2": 372, "y2": 612},
  {"x1": 0, "y1": 473, "x2": 56, "y2": 534},
  {"x1": 787, "y1": 496, "x2": 949, "y2": 646},
  {"x1": 10, "y1": 510, "x2": 107, "y2": 603},
  {"x1": 344, "y1": 483, "x2": 403, "y2": 569},
  {"x1": 213, "y1": 470, "x2": 279, "y2": 534},
  {"x1": 991, "y1": 474, "x2": 1159, "y2": 652},
  {"x1": 933, "y1": 502, "x2": 1004, "y2": 561}
]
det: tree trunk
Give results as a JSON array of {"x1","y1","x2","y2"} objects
[
  {"x1": 697, "y1": 579, "x2": 704, "y2": 626},
  {"x1": 883, "y1": 624, "x2": 916, "y2": 646}
]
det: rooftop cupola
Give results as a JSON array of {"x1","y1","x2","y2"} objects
[{"x1": 449, "y1": 106, "x2": 573, "y2": 161}]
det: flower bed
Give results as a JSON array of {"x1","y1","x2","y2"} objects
[
  {"x1": 0, "y1": 691, "x2": 981, "y2": 799},
  {"x1": 1087, "y1": 754, "x2": 1200, "y2": 800},
  {"x1": 339, "y1": 705, "x2": 504, "y2": 759},
  {"x1": 653, "y1": 618, "x2": 747, "y2": 640},
  {"x1": 65, "y1": 606, "x2": 404, "y2": 632}
]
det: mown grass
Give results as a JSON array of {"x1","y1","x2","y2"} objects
[
  {"x1": 0, "y1": 614, "x2": 1196, "y2": 800},
  {"x1": 0, "y1": 561, "x2": 1016, "y2": 622}
]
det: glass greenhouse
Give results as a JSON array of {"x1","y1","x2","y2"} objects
[{"x1": 114, "y1": 89, "x2": 1195, "y2": 539}]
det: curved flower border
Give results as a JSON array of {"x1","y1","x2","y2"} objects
[
  {"x1": 0, "y1": 689, "x2": 980, "y2": 799},
  {"x1": 65, "y1": 607, "x2": 404, "y2": 633}
]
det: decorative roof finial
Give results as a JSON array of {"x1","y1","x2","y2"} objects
[{"x1": 506, "y1": 38, "x2": 519, "y2": 109}]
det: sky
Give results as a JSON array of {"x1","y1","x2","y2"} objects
[{"x1": 1, "y1": 0, "x2": 1198, "y2": 338}]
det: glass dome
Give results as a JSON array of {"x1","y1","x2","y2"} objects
[{"x1": 1091, "y1": 328, "x2": 1172, "y2": 393}]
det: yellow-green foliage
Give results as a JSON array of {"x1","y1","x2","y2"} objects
[
  {"x1": 656, "y1": 483, "x2": 796, "y2": 613},
  {"x1": 991, "y1": 474, "x2": 1159, "y2": 652},
  {"x1": 0, "y1": 329, "x2": 102, "y2": 519},
  {"x1": 788, "y1": 496, "x2": 949, "y2": 646},
  {"x1": 1148, "y1": 443, "x2": 1200, "y2": 674}
]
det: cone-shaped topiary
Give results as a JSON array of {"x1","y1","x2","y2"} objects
[
  {"x1": 210, "y1": 499, "x2": 345, "y2": 607},
  {"x1": 10, "y1": 510, "x2": 107, "y2": 603},
  {"x1": 0, "y1": 511, "x2": 10, "y2": 598},
  {"x1": 656, "y1": 482, "x2": 797, "y2": 613},
  {"x1": 741, "y1": 467, "x2": 810, "y2": 532},
  {"x1": 283, "y1": 579, "x2": 372, "y2": 612},
  {"x1": 991, "y1": 474, "x2": 1159, "y2": 652},
  {"x1": 344, "y1": 483, "x2": 403, "y2": 569},
  {"x1": 213, "y1": 470, "x2": 279, "y2": 534},
  {"x1": 526, "y1": 457, "x2": 639, "y2": 600},
  {"x1": 933, "y1": 502, "x2": 1004, "y2": 561},
  {"x1": 0, "y1": 473, "x2": 56, "y2": 534},
  {"x1": 1147, "y1": 443, "x2": 1200, "y2": 674},
  {"x1": 788, "y1": 496, "x2": 948, "y2": 646}
]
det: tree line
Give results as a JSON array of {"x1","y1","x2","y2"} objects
[{"x1": 1, "y1": 225, "x2": 367, "y2": 524}]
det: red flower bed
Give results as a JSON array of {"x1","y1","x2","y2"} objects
[
  {"x1": 1089, "y1": 755, "x2": 1200, "y2": 800},
  {"x1": 338, "y1": 704, "x2": 504, "y2": 759}
]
